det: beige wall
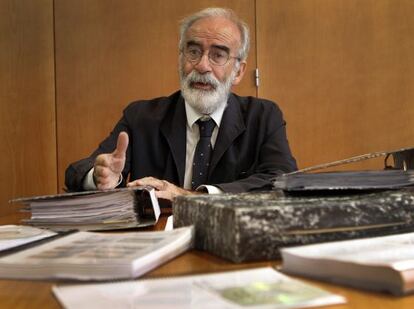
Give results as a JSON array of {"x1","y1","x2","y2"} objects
[{"x1": 1, "y1": 0, "x2": 414, "y2": 216}]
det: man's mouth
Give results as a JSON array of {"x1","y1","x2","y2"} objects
[{"x1": 190, "y1": 82, "x2": 215, "y2": 91}]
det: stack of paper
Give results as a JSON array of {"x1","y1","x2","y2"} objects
[
  {"x1": 281, "y1": 232, "x2": 414, "y2": 295},
  {"x1": 12, "y1": 187, "x2": 160, "y2": 231},
  {"x1": 0, "y1": 226, "x2": 193, "y2": 280},
  {"x1": 273, "y1": 170, "x2": 414, "y2": 192}
]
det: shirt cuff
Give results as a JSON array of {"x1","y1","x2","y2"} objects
[
  {"x1": 196, "y1": 185, "x2": 223, "y2": 194},
  {"x1": 83, "y1": 168, "x2": 97, "y2": 190}
]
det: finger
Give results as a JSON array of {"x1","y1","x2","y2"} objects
[
  {"x1": 128, "y1": 177, "x2": 166, "y2": 191},
  {"x1": 96, "y1": 177, "x2": 109, "y2": 186},
  {"x1": 126, "y1": 179, "x2": 151, "y2": 187},
  {"x1": 112, "y1": 132, "x2": 129, "y2": 159},
  {"x1": 94, "y1": 166, "x2": 110, "y2": 178},
  {"x1": 155, "y1": 190, "x2": 174, "y2": 201},
  {"x1": 135, "y1": 177, "x2": 163, "y2": 189},
  {"x1": 155, "y1": 187, "x2": 192, "y2": 200},
  {"x1": 97, "y1": 182, "x2": 112, "y2": 190},
  {"x1": 95, "y1": 154, "x2": 111, "y2": 167},
  {"x1": 126, "y1": 180, "x2": 140, "y2": 187}
]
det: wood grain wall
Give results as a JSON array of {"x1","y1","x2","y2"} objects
[
  {"x1": 0, "y1": 0, "x2": 56, "y2": 217},
  {"x1": 1, "y1": 0, "x2": 413, "y2": 216},
  {"x1": 257, "y1": 0, "x2": 414, "y2": 170}
]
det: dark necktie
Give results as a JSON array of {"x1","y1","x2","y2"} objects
[{"x1": 191, "y1": 118, "x2": 216, "y2": 190}]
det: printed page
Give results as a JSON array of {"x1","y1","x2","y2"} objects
[
  {"x1": 282, "y1": 232, "x2": 414, "y2": 270},
  {"x1": 0, "y1": 226, "x2": 193, "y2": 280},
  {"x1": 0, "y1": 225, "x2": 57, "y2": 252},
  {"x1": 53, "y1": 267, "x2": 345, "y2": 309}
]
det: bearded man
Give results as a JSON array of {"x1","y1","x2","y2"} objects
[{"x1": 65, "y1": 7, "x2": 297, "y2": 201}]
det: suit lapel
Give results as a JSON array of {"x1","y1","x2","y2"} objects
[
  {"x1": 160, "y1": 95, "x2": 187, "y2": 186},
  {"x1": 209, "y1": 94, "x2": 246, "y2": 177}
]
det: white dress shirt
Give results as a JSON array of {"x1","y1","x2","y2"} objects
[{"x1": 183, "y1": 101, "x2": 227, "y2": 193}]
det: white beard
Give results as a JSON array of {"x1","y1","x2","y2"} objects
[{"x1": 179, "y1": 62, "x2": 238, "y2": 115}]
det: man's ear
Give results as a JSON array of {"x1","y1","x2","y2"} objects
[{"x1": 232, "y1": 61, "x2": 247, "y2": 86}]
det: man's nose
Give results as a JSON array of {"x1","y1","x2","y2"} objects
[{"x1": 194, "y1": 53, "x2": 212, "y2": 73}]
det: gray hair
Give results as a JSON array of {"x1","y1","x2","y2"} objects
[{"x1": 179, "y1": 7, "x2": 250, "y2": 61}]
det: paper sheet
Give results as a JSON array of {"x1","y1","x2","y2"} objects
[{"x1": 53, "y1": 267, "x2": 345, "y2": 309}]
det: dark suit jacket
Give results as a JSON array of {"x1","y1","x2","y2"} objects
[{"x1": 65, "y1": 91, "x2": 297, "y2": 192}]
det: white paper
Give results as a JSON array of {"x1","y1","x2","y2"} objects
[
  {"x1": 53, "y1": 267, "x2": 345, "y2": 309},
  {"x1": 282, "y1": 232, "x2": 414, "y2": 270},
  {"x1": 0, "y1": 226, "x2": 193, "y2": 280},
  {"x1": 0, "y1": 225, "x2": 56, "y2": 251},
  {"x1": 164, "y1": 215, "x2": 173, "y2": 231},
  {"x1": 281, "y1": 232, "x2": 414, "y2": 295}
]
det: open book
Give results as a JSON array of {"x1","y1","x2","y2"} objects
[
  {"x1": 53, "y1": 267, "x2": 345, "y2": 309},
  {"x1": 11, "y1": 186, "x2": 160, "y2": 231},
  {"x1": 0, "y1": 226, "x2": 193, "y2": 281},
  {"x1": 281, "y1": 232, "x2": 414, "y2": 295}
]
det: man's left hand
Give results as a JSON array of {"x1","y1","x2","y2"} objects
[{"x1": 127, "y1": 177, "x2": 201, "y2": 201}]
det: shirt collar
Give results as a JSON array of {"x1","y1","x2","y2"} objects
[{"x1": 184, "y1": 100, "x2": 227, "y2": 129}]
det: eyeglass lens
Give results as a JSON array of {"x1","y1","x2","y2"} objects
[{"x1": 184, "y1": 45, "x2": 230, "y2": 66}]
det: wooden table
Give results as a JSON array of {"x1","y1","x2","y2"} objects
[{"x1": 1, "y1": 213, "x2": 414, "y2": 309}]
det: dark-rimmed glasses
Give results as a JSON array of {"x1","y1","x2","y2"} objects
[{"x1": 182, "y1": 45, "x2": 240, "y2": 66}]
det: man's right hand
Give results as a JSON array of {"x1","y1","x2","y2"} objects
[{"x1": 93, "y1": 132, "x2": 129, "y2": 190}]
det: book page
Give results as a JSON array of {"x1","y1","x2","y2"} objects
[
  {"x1": 53, "y1": 267, "x2": 345, "y2": 309},
  {"x1": 282, "y1": 232, "x2": 414, "y2": 270}
]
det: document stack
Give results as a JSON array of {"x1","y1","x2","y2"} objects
[
  {"x1": 12, "y1": 187, "x2": 160, "y2": 231},
  {"x1": 273, "y1": 170, "x2": 414, "y2": 192},
  {"x1": 0, "y1": 226, "x2": 194, "y2": 280},
  {"x1": 281, "y1": 232, "x2": 414, "y2": 295},
  {"x1": 2, "y1": 187, "x2": 193, "y2": 281}
]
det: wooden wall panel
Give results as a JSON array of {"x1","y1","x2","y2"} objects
[
  {"x1": 257, "y1": 0, "x2": 414, "y2": 170},
  {"x1": 0, "y1": 0, "x2": 56, "y2": 217},
  {"x1": 55, "y1": 0, "x2": 256, "y2": 191}
]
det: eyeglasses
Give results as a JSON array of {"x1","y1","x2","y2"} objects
[{"x1": 182, "y1": 45, "x2": 240, "y2": 66}]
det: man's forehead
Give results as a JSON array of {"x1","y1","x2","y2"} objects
[{"x1": 185, "y1": 16, "x2": 241, "y2": 48}]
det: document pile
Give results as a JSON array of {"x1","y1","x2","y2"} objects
[
  {"x1": 274, "y1": 146, "x2": 414, "y2": 192},
  {"x1": 281, "y1": 232, "x2": 414, "y2": 295},
  {"x1": 274, "y1": 170, "x2": 414, "y2": 192},
  {"x1": 12, "y1": 187, "x2": 160, "y2": 231},
  {"x1": 0, "y1": 226, "x2": 194, "y2": 280}
]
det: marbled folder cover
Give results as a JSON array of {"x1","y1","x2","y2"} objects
[{"x1": 173, "y1": 189, "x2": 414, "y2": 262}]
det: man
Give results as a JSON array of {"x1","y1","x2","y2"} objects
[{"x1": 65, "y1": 7, "x2": 297, "y2": 201}]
